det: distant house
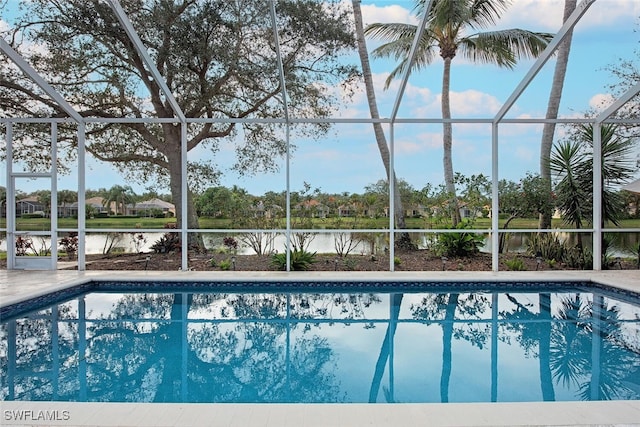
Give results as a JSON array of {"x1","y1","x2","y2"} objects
[
  {"x1": 57, "y1": 202, "x2": 77, "y2": 218},
  {"x1": 430, "y1": 200, "x2": 485, "y2": 220},
  {"x1": 337, "y1": 203, "x2": 358, "y2": 217},
  {"x1": 16, "y1": 196, "x2": 45, "y2": 216},
  {"x1": 252, "y1": 201, "x2": 283, "y2": 219},
  {"x1": 127, "y1": 198, "x2": 176, "y2": 217},
  {"x1": 67, "y1": 196, "x2": 111, "y2": 217},
  {"x1": 295, "y1": 199, "x2": 330, "y2": 218},
  {"x1": 405, "y1": 204, "x2": 429, "y2": 218}
]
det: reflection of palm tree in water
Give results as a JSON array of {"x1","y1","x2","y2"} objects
[
  {"x1": 504, "y1": 292, "x2": 557, "y2": 400},
  {"x1": 370, "y1": 292, "x2": 490, "y2": 402},
  {"x1": 369, "y1": 293, "x2": 403, "y2": 402},
  {"x1": 504, "y1": 292, "x2": 638, "y2": 401}
]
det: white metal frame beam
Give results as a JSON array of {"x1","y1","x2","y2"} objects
[
  {"x1": 389, "y1": 0, "x2": 433, "y2": 122},
  {"x1": 596, "y1": 82, "x2": 640, "y2": 123},
  {"x1": 386, "y1": 0, "x2": 433, "y2": 270},
  {"x1": 269, "y1": 0, "x2": 293, "y2": 270},
  {"x1": 107, "y1": 0, "x2": 189, "y2": 269},
  {"x1": 107, "y1": 0, "x2": 186, "y2": 123},
  {"x1": 592, "y1": 82, "x2": 640, "y2": 270},
  {"x1": 0, "y1": 38, "x2": 84, "y2": 123},
  {"x1": 493, "y1": 0, "x2": 596, "y2": 123},
  {"x1": 490, "y1": 0, "x2": 595, "y2": 271}
]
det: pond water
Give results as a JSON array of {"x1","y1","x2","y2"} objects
[{"x1": 2, "y1": 231, "x2": 638, "y2": 257}]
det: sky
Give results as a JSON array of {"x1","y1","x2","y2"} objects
[{"x1": 2, "y1": 0, "x2": 639, "y2": 197}]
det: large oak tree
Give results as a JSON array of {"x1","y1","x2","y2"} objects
[{"x1": 1, "y1": 0, "x2": 357, "y2": 232}]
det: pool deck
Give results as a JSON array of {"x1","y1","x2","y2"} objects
[{"x1": 1, "y1": 269, "x2": 639, "y2": 427}]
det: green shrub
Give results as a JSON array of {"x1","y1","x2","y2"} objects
[
  {"x1": 526, "y1": 233, "x2": 565, "y2": 262},
  {"x1": 564, "y1": 247, "x2": 591, "y2": 269},
  {"x1": 343, "y1": 257, "x2": 357, "y2": 270},
  {"x1": 150, "y1": 233, "x2": 180, "y2": 253},
  {"x1": 219, "y1": 259, "x2": 232, "y2": 270},
  {"x1": 271, "y1": 249, "x2": 317, "y2": 271},
  {"x1": 505, "y1": 257, "x2": 526, "y2": 271},
  {"x1": 435, "y1": 223, "x2": 484, "y2": 257},
  {"x1": 394, "y1": 256, "x2": 401, "y2": 266}
]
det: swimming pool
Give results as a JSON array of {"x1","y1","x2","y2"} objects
[{"x1": 1, "y1": 281, "x2": 639, "y2": 404}]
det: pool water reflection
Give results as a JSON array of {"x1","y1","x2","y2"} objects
[{"x1": 1, "y1": 284, "x2": 639, "y2": 403}]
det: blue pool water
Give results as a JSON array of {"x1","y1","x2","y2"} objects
[{"x1": 1, "y1": 281, "x2": 639, "y2": 404}]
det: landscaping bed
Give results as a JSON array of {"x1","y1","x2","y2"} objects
[{"x1": 49, "y1": 250, "x2": 636, "y2": 271}]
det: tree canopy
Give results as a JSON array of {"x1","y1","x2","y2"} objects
[{"x1": 1, "y1": 0, "x2": 358, "y2": 228}]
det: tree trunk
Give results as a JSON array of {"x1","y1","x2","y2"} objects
[
  {"x1": 352, "y1": 0, "x2": 413, "y2": 249},
  {"x1": 539, "y1": 0, "x2": 576, "y2": 229},
  {"x1": 442, "y1": 57, "x2": 460, "y2": 226},
  {"x1": 369, "y1": 293, "x2": 403, "y2": 402},
  {"x1": 538, "y1": 293, "x2": 556, "y2": 401},
  {"x1": 440, "y1": 293, "x2": 459, "y2": 403},
  {"x1": 498, "y1": 214, "x2": 517, "y2": 254},
  {"x1": 165, "y1": 125, "x2": 202, "y2": 251}
]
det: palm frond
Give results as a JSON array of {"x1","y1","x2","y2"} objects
[
  {"x1": 365, "y1": 22, "x2": 420, "y2": 45},
  {"x1": 459, "y1": 29, "x2": 554, "y2": 68},
  {"x1": 365, "y1": 22, "x2": 439, "y2": 89},
  {"x1": 429, "y1": 0, "x2": 473, "y2": 29},
  {"x1": 468, "y1": 0, "x2": 511, "y2": 29}
]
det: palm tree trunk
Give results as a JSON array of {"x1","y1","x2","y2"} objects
[
  {"x1": 369, "y1": 293, "x2": 403, "y2": 402},
  {"x1": 440, "y1": 293, "x2": 459, "y2": 402},
  {"x1": 539, "y1": 293, "x2": 556, "y2": 401},
  {"x1": 352, "y1": 0, "x2": 412, "y2": 249},
  {"x1": 540, "y1": 0, "x2": 576, "y2": 229},
  {"x1": 442, "y1": 57, "x2": 460, "y2": 226}
]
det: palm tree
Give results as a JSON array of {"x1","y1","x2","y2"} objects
[
  {"x1": 550, "y1": 123, "x2": 636, "y2": 257},
  {"x1": 539, "y1": 0, "x2": 577, "y2": 230},
  {"x1": 103, "y1": 184, "x2": 136, "y2": 216},
  {"x1": 365, "y1": 0, "x2": 552, "y2": 225},
  {"x1": 352, "y1": 0, "x2": 412, "y2": 248}
]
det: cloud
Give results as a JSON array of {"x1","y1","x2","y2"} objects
[
  {"x1": 498, "y1": 0, "x2": 639, "y2": 32},
  {"x1": 450, "y1": 90, "x2": 502, "y2": 116},
  {"x1": 395, "y1": 131, "x2": 441, "y2": 155},
  {"x1": 513, "y1": 146, "x2": 537, "y2": 163},
  {"x1": 360, "y1": 3, "x2": 418, "y2": 26},
  {"x1": 411, "y1": 89, "x2": 502, "y2": 117},
  {"x1": 0, "y1": 19, "x2": 10, "y2": 32},
  {"x1": 589, "y1": 93, "x2": 616, "y2": 110}
]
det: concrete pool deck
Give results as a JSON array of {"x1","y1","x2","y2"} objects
[{"x1": 1, "y1": 269, "x2": 639, "y2": 427}]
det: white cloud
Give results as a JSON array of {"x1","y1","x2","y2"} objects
[
  {"x1": 450, "y1": 90, "x2": 502, "y2": 116},
  {"x1": 514, "y1": 146, "x2": 537, "y2": 163},
  {"x1": 0, "y1": 19, "x2": 10, "y2": 32},
  {"x1": 497, "y1": 0, "x2": 639, "y2": 32},
  {"x1": 411, "y1": 89, "x2": 502, "y2": 117},
  {"x1": 497, "y1": 0, "x2": 565, "y2": 31},
  {"x1": 395, "y1": 131, "x2": 441, "y2": 156},
  {"x1": 589, "y1": 93, "x2": 616, "y2": 110},
  {"x1": 360, "y1": 3, "x2": 417, "y2": 26}
]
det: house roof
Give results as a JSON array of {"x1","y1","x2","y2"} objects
[
  {"x1": 18, "y1": 196, "x2": 40, "y2": 203},
  {"x1": 70, "y1": 196, "x2": 105, "y2": 208},
  {"x1": 622, "y1": 178, "x2": 640, "y2": 194},
  {"x1": 135, "y1": 198, "x2": 175, "y2": 209}
]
